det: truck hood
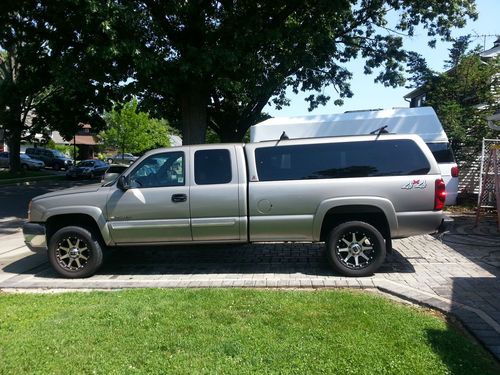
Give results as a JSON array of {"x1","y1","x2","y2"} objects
[{"x1": 33, "y1": 184, "x2": 102, "y2": 201}]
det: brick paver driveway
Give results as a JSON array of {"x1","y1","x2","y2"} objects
[{"x1": 0, "y1": 213, "x2": 499, "y2": 360}]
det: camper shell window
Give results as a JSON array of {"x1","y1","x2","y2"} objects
[{"x1": 255, "y1": 139, "x2": 430, "y2": 181}]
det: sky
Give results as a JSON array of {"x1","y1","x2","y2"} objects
[{"x1": 267, "y1": 0, "x2": 499, "y2": 118}]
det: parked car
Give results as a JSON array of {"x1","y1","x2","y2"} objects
[
  {"x1": 66, "y1": 160, "x2": 109, "y2": 180},
  {"x1": 106, "y1": 153, "x2": 138, "y2": 165},
  {"x1": 25, "y1": 148, "x2": 73, "y2": 171},
  {"x1": 0, "y1": 152, "x2": 45, "y2": 170},
  {"x1": 101, "y1": 164, "x2": 128, "y2": 184},
  {"x1": 24, "y1": 134, "x2": 447, "y2": 278}
]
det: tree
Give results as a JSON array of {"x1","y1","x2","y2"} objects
[
  {"x1": 124, "y1": 0, "x2": 478, "y2": 144},
  {"x1": 101, "y1": 99, "x2": 171, "y2": 155},
  {"x1": 0, "y1": 1, "x2": 132, "y2": 172},
  {"x1": 421, "y1": 51, "x2": 500, "y2": 161}
]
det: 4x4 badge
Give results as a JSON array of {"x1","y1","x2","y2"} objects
[{"x1": 401, "y1": 179, "x2": 427, "y2": 190}]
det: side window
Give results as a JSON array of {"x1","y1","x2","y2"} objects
[
  {"x1": 195, "y1": 149, "x2": 232, "y2": 185},
  {"x1": 128, "y1": 151, "x2": 184, "y2": 188},
  {"x1": 255, "y1": 140, "x2": 430, "y2": 181}
]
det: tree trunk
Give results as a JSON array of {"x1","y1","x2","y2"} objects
[
  {"x1": 219, "y1": 125, "x2": 246, "y2": 143},
  {"x1": 7, "y1": 122, "x2": 22, "y2": 173},
  {"x1": 180, "y1": 84, "x2": 208, "y2": 145}
]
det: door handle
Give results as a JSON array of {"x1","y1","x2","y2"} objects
[{"x1": 171, "y1": 194, "x2": 187, "y2": 203}]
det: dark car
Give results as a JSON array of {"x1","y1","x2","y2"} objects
[
  {"x1": 25, "y1": 148, "x2": 73, "y2": 170},
  {"x1": 66, "y1": 160, "x2": 109, "y2": 179}
]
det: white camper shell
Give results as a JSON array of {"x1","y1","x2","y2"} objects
[{"x1": 251, "y1": 107, "x2": 458, "y2": 205}]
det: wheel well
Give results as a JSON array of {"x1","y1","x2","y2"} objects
[
  {"x1": 46, "y1": 214, "x2": 104, "y2": 244},
  {"x1": 320, "y1": 205, "x2": 391, "y2": 243}
]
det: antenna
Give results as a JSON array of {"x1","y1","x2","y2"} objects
[
  {"x1": 369, "y1": 125, "x2": 389, "y2": 135},
  {"x1": 471, "y1": 31, "x2": 498, "y2": 51},
  {"x1": 275, "y1": 131, "x2": 289, "y2": 146}
]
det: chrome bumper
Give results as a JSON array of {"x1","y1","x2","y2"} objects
[{"x1": 22, "y1": 223, "x2": 47, "y2": 252}]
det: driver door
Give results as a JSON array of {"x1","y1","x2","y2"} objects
[{"x1": 106, "y1": 150, "x2": 191, "y2": 244}]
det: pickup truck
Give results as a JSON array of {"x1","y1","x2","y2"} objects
[{"x1": 23, "y1": 134, "x2": 446, "y2": 278}]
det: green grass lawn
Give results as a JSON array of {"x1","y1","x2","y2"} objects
[{"x1": 0, "y1": 289, "x2": 497, "y2": 374}]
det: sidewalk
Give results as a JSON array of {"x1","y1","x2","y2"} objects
[{"x1": 0, "y1": 214, "x2": 499, "y2": 360}]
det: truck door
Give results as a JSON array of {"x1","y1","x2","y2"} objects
[
  {"x1": 189, "y1": 146, "x2": 243, "y2": 241},
  {"x1": 106, "y1": 150, "x2": 192, "y2": 244}
]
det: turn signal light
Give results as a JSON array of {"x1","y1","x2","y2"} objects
[
  {"x1": 434, "y1": 179, "x2": 446, "y2": 210},
  {"x1": 451, "y1": 166, "x2": 459, "y2": 178}
]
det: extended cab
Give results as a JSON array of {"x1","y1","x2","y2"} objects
[{"x1": 23, "y1": 134, "x2": 446, "y2": 278}]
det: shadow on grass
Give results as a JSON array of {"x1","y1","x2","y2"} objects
[{"x1": 426, "y1": 318, "x2": 500, "y2": 374}]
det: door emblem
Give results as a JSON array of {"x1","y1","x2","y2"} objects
[{"x1": 401, "y1": 179, "x2": 427, "y2": 190}]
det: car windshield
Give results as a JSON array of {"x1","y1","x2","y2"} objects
[
  {"x1": 77, "y1": 161, "x2": 93, "y2": 167},
  {"x1": 20, "y1": 154, "x2": 31, "y2": 159},
  {"x1": 53, "y1": 150, "x2": 66, "y2": 158}
]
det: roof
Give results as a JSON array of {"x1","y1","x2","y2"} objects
[
  {"x1": 250, "y1": 107, "x2": 448, "y2": 143},
  {"x1": 70, "y1": 134, "x2": 100, "y2": 146}
]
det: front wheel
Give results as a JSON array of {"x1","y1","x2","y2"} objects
[
  {"x1": 48, "y1": 226, "x2": 104, "y2": 278},
  {"x1": 326, "y1": 221, "x2": 386, "y2": 277}
]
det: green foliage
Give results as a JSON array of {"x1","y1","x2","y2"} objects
[
  {"x1": 0, "y1": 289, "x2": 498, "y2": 374},
  {"x1": 0, "y1": 1, "x2": 131, "y2": 171},
  {"x1": 0, "y1": 0, "x2": 480, "y2": 150},
  {"x1": 423, "y1": 54, "x2": 500, "y2": 162},
  {"x1": 123, "y1": 0, "x2": 478, "y2": 143},
  {"x1": 101, "y1": 99, "x2": 172, "y2": 155}
]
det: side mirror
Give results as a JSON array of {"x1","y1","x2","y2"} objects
[{"x1": 117, "y1": 175, "x2": 130, "y2": 191}]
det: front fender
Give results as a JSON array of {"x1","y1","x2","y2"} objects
[
  {"x1": 42, "y1": 206, "x2": 112, "y2": 245},
  {"x1": 312, "y1": 196, "x2": 398, "y2": 241}
]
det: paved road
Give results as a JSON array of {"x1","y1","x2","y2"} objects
[
  {"x1": 0, "y1": 179, "x2": 499, "y2": 360},
  {"x1": 0, "y1": 179, "x2": 93, "y2": 235}
]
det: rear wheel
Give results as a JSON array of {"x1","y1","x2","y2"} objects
[
  {"x1": 21, "y1": 163, "x2": 28, "y2": 170},
  {"x1": 326, "y1": 221, "x2": 386, "y2": 277},
  {"x1": 48, "y1": 226, "x2": 104, "y2": 278}
]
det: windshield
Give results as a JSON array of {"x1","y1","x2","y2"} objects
[
  {"x1": 76, "y1": 161, "x2": 93, "y2": 167},
  {"x1": 53, "y1": 150, "x2": 66, "y2": 158},
  {"x1": 20, "y1": 154, "x2": 30, "y2": 159}
]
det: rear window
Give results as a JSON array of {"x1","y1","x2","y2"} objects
[
  {"x1": 426, "y1": 143, "x2": 456, "y2": 163},
  {"x1": 255, "y1": 139, "x2": 430, "y2": 181}
]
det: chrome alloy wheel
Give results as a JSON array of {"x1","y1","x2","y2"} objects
[
  {"x1": 56, "y1": 236, "x2": 91, "y2": 271},
  {"x1": 335, "y1": 230, "x2": 376, "y2": 269}
]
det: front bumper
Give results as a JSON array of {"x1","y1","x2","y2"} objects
[{"x1": 22, "y1": 223, "x2": 48, "y2": 252}]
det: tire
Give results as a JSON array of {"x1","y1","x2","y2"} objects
[
  {"x1": 21, "y1": 164, "x2": 28, "y2": 171},
  {"x1": 89, "y1": 172, "x2": 94, "y2": 179},
  {"x1": 326, "y1": 221, "x2": 386, "y2": 277},
  {"x1": 53, "y1": 163, "x2": 61, "y2": 171},
  {"x1": 48, "y1": 226, "x2": 104, "y2": 278}
]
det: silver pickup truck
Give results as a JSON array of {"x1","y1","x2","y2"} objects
[{"x1": 23, "y1": 134, "x2": 446, "y2": 278}]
